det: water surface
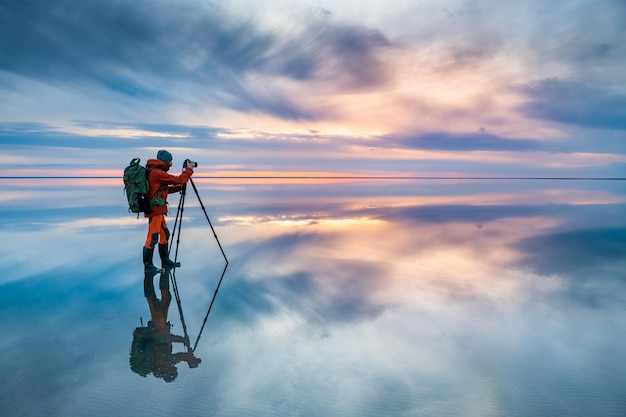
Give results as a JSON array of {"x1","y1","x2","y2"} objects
[{"x1": 1, "y1": 178, "x2": 625, "y2": 417}]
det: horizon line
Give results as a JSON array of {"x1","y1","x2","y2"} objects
[{"x1": 1, "y1": 176, "x2": 625, "y2": 180}]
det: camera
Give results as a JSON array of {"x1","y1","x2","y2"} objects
[{"x1": 184, "y1": 159, "x2": 198, "y2": 168}]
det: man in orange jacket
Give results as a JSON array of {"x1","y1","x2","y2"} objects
[{"x1": 143, "y1": 150, "x2": 194, "y2": 272}]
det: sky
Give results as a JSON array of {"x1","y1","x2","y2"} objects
[{"x1": 1, "y1": 0, "x2": 626, "y2": 178}]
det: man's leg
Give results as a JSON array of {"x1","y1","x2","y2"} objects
[
  {"x1": 159, "y1": 268, "x2": 172, "y2": 320},
  {"x1": 143, "y1": 216, "x2": 163, "y2": 272},
  {"x1": 146, "y1": 268, "x2": 168, "y2": 328},
  {"x1": 157, "y1": 218, "x2": 178, "y2": 267}
]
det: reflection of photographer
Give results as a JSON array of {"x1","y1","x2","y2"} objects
[{"x1": 130, "y1": 267, "x2": 201, "y2": 382}]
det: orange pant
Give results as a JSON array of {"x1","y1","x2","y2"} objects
[{"x1": 144, "y1": 214, "x2": 170, "y2": 249}]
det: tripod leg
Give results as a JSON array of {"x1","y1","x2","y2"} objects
[
  {"x1": 169, "y1": 183, "x2": 186, "y2": 266},
  {"x1": 168, "y1": 184, "x2": 192, "y2": 352},
  {"x1": 189, "y1": 178, "x2": 228, "y2": 263},
  {"x1": 187, "y1": 178, "x2": 230, "y2": 352}
]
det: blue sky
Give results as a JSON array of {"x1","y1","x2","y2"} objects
[{"x1": 1, "y1": 0, "x2": 625, "y2": 177}]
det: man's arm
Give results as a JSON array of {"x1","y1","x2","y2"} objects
[{"x1": 152, "y1": 166, "x2": 194, "y2": 188}]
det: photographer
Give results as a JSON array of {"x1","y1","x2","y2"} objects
[{"x1": 142, "y1": 150, "x2": 196, "y2": 272}]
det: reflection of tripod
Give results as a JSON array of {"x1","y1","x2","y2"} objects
[{"x1": 168, "y1": 177, "x2": 229, "y2": 352}]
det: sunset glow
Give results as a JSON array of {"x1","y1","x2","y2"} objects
[{"x1": 0, "y1": 0, "x2": 624, "y2": 178}]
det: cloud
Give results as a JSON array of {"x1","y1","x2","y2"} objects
[
  {"x1": 526, "y1": 2, "x2": 626, "y2": 78},
  {"x1": 513, "y1": 225, "x2": 626, "y2": 309},
  {"x1": 221, "y1": 266, "x2": 387, "y2": 326},
  {"x1": 0, "y1": 0, "x2": 394, "y2": 121},
  {"x1": 217, "y1": 231, "x2": 389, "y2": 325},
  {"x1": 0, "y1": 121, "x2": 234, "y2": 154},
  {"x1": 301, "y1": 23, "x2": 392, "y2": 89},
  {"x1": 370, "y1": 204, "x2": 546, "y2": 225},
  {"x1": 516, "y1": 226, "x2": 626, "y2": 278},
  {"x1": 518, "y1": 78, "x2": 626, "y2": 130},
  {"x1": 392, "y1": 131, "x2": 549, "y2": 152},
  {"x1": 2, "y1": 0, "x2": 625, "y2": 178}
]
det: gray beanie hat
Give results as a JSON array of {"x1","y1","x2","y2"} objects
[{"x1": 157, "y1": 150, "x2": 173, "y2": 164}]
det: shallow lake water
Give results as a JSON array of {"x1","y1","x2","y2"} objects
[{"x1": 1, "y1": 178, "x2": 625, "y2": 417}]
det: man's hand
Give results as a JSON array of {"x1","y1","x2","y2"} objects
[{"x1": 183, "y1": 159, "x2": 197, "y2": 169}]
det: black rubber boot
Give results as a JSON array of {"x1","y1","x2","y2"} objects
[
  {"x1": 143, "y1": 247, "x2": 161, "y2": 273},
  {"x1": 158, "y1": 243, "x2": 180, "y2": 268},
  {"x1": 143, "y1": 268, "x2": 160, "y2": 297}
]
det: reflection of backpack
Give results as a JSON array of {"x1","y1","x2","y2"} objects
[
  {"x1": 130, "y1": 326, "x2": 156, "y2": 377},
  {"x1": 123, "y1": 158, "x2": 166, "y2": 214}
]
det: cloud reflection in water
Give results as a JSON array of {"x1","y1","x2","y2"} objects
[{"x1": 0, "y1": 179, "x2": 625, "y2": 416}]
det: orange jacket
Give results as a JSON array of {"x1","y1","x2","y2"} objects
[{"x1": 145, "y1": 159, "x2": 193, "y2": 217}]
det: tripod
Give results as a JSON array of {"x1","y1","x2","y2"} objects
[{"x1": 168, "y1": 177, "x2": 229, "y2": 353}]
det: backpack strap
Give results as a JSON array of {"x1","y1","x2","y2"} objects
[{"x1": 146, "y1": 167, "x2": 168, "y2": 208}]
